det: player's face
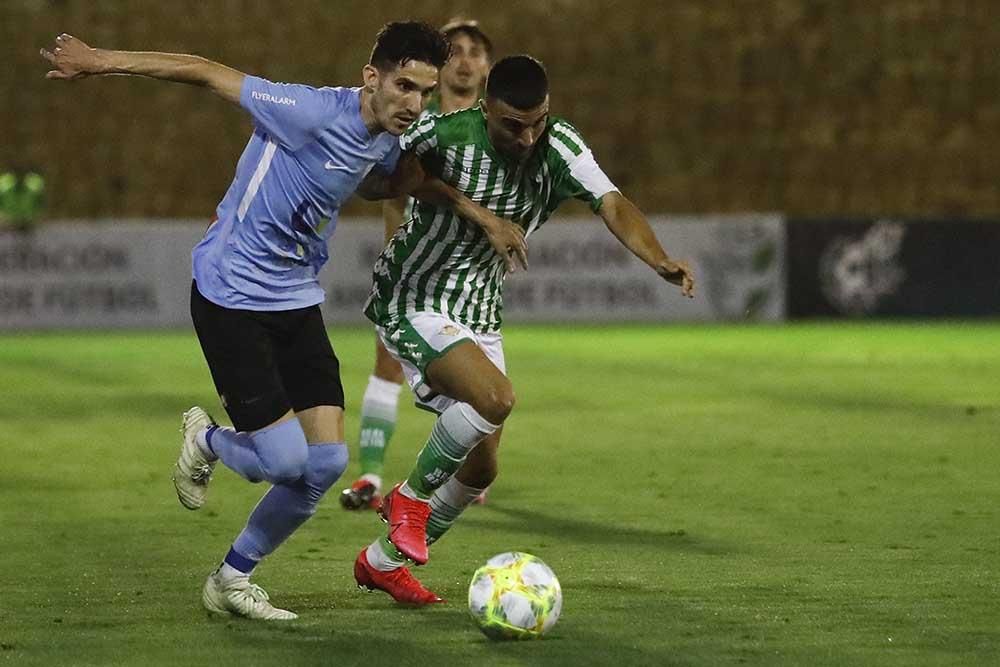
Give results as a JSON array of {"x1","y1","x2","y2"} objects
[
  {"x1": 366, "y1": 60, "x2": 439, "y2": 135},
  {"x1": 481, "y1": 96, "x2": 549, "y2": 162},
  {"x1": 440, "y1": 33, "x2": 490, "y2": 96}
]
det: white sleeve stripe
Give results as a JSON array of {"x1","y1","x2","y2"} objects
[
  {"x1": 550, "y1": 132, "x2": 617, "y2": 201},
  {"x1": 402, "y1": 128, "x2": 437, "y2": 156},
  {"x1": 568, "y1": 151, "x2": 618, "y2": 200},
  {"x1": 552, "y1": 122, "x2": 586, "y2": 150},
  {"x1": 417, "y1": 134, "x2": 438, "y2": 155},
  {"x1": 411, "y1": 115, "x2": 434, "y2": 134},
  {"x1": 237, "y1": 139, "x2": 278, "y2": 222},
  {"x1": 549, "y1": 133, "x2": 579, "y2": 164},
  {"x1": 401, "y1": 116, "x2": 437, "y2": 153}
]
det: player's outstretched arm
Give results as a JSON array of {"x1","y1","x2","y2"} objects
[
  {"x1": 598, "y1": 191, "x2": 695, "y2": 298},
  {"x1": 40, "y1": 34, "x2": 245, "y2": 104}
]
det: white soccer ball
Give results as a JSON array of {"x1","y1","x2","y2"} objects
[{"x1": 467, "y1": 552, "x2": 562, "y2": 640}]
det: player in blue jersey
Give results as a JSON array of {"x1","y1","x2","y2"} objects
[{"x1": 41, "y1": 23, "x2": 527, "y2": 620}]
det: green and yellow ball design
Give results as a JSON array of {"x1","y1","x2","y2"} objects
[{"x1": 468, "y1": 552, "x2": 562, "y2": 640}]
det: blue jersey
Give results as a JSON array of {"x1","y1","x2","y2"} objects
[{"x1": 192, "y1": 75, "x2": 401, "y2": 310}]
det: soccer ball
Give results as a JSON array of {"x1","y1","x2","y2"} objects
[{"x1": 467, "y1": 552, "x2": 562, "y2": 640}]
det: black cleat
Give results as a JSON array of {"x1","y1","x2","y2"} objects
[{"x1": 340, "y1": 478, "x2": 382, "y2": 511}]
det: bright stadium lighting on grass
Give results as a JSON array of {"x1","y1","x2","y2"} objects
[{"x1": 468, "y1": 552, "x2": 562, "y2": 640}]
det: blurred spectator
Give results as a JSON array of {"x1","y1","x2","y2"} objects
[{"x1": 0, "y1": 171, "x2": 46, "y2": 231}]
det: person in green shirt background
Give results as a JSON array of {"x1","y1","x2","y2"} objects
[{"x1": 0, "y1": 171, "x2": 46, "y2": 231}]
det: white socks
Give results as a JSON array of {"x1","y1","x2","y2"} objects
[{"x1": 361, "y1": 375, "x2": 403, "y2": 422}]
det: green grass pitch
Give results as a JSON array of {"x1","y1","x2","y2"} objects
[{"x1": 1, "y1": 323, "x2": 998, "y2": 666}]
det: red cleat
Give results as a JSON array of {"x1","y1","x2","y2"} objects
[
  {"x1": 379, "y1": 483, "x2": 431, "y2": 565},
  {"x1": 354, "y1": 549, "x2": 444, "y2": 606}
]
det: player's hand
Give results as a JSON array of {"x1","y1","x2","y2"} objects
[
  {"x1": 657, "y1": 258, "x2": 695, "y2": 298},
  {"x1": 481, "y1": 214, "x2": 529, "y2": 272},
  {"x1": 40, "y1": 34, "x2": 102, "y2": 80}
]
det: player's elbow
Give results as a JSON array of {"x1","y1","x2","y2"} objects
[
  {"x1": 355, "y1": 185, "x2": 386, "y2": 201},
  {"x1": 392, "y1": 155, "x2": 427, "y2": 198},
  {"x1": 203, "y1": 62, "x2": 245, "y2": 104},
  {"x1": 392, "y1": 171, "x2": 425, "y2": 199},
  {"x1": 599, "y1": 191, "x2": 625, "y2": 219},
  {"x1": 358, "y1": 170, "x2": 413, "y2": 201}
]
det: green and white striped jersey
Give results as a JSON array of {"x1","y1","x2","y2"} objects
[
  {"x1": 398, "y1": 100, "x2": 439, "y2": 223},
  {"x1": 364, "y1": 107, "x2": 618, "y2": 333}
]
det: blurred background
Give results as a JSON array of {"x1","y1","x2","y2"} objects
[
  {"x1": 1, "y1": 0, "x2": 998, "y2": 327},
  {"x1": 5, "y1": 0, "x2": 998, "y2": 217}
]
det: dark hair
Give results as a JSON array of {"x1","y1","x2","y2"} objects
[
  {"x1": 441, "y1": 18, "x2": 494, "y2": 57},
  {"x1": 369, "y1": 21, "x2": 450, "y2": 71},
  {"x1": 485, "y1": 55, "x2": 548, "y2": 110}
]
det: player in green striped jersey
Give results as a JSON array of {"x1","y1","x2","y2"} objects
[
  {"x1": 342, "y1": 19, "x2": 495, "y2": 512},
  {"x1": 354, "y1": 55, "x2": 695, "y2": 605}
]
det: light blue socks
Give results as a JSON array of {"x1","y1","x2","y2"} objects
[{"x1": 226, "y1": 442, "x2": 348, "y2": 573}]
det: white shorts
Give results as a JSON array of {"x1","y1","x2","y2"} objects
[{"x1": 376, "y1": 311, "x2": 506, "y2": 414}]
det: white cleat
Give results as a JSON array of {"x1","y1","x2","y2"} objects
[
  {"x1": 202, "y1": 571, "x2": 298, "y2": 620},
  {"x1": 172, "y1": 406, "x2": 217, "y2": 510}
]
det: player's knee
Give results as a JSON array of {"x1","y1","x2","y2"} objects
[
  {"x1": 259, "y1": 444, "x2": 309, "y2": 485},
  {"x1": 252, "y1": 419, "x2": 310, "y2": 484},
  {"x1": 303, "y1": 443, "x2": 348, "y2": 500},
  {"x1": 476, "y1": 380, "x2": 515, "y2": 424}
]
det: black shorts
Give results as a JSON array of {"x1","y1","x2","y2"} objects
[{"x1": 190, "y1": 281, "x2": 344, "y2": 432}]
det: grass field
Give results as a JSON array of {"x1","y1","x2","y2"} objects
[{"x1": 2, "y1": 323, "x2": 998, "y2": 666}]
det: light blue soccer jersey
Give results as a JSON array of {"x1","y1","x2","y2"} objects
[{"x1": 192, "y1": 76, "x2": 401, "y2": 310}]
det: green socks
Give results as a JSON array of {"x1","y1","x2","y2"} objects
[
  {"x1": 357, "y1": 375, "x2": 403, "y2": 480},
  {"x1": 403, "y1": 403, "x2": 498, "y2": 499}
]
